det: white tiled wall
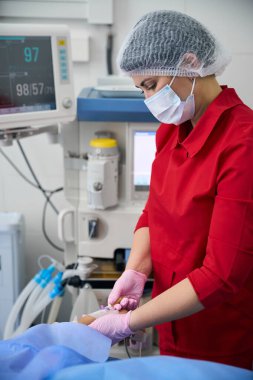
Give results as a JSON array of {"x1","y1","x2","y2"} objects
[{"x1": 0, "y1": 0, "x2": 252, "y2": 286}]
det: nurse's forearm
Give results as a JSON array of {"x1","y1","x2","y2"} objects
[
  {"x1": 129, "y1": 278, "x2": 204, "y2": 331},
  {"x1": 125, "y1": 227, "x2": 152, "y2": 276}
]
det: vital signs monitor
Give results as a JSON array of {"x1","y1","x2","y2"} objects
[{"x1": 0, "y1": 24, "x2": 75, "y2": 129}]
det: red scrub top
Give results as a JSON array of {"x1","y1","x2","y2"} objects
[{"x1": 135, "y1": 87, "x2": 253, "y2": 369}]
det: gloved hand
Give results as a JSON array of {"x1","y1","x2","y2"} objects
[
  {"x1": 89, "y1": 311, "x2": 134, "y2": 345},
  {"x1": 108, "y1": 269, "x2": 147, "y2": 310}
]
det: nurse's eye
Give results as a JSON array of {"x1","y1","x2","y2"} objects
[{"x1": 146, "y1": 83, "x2": 157, "y2": 91}]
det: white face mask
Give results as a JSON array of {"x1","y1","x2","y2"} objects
[{"x1": 144, "y1": 77, "x2": 196, "y2": 125}]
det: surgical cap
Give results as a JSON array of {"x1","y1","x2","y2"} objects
[{"x1": 117, "y1": 10, "x2": 231, "y2": 77}]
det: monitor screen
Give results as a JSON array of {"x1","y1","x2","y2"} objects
[
  {"x1": 129, "y1": 127, "x2": 157, "y2": 200},
  {"x1": 0, "y1": 36, "x2": 56, "y2": 115},
  {"x1": 133, "y1": 130, "x2": 156, "y2": 193}
]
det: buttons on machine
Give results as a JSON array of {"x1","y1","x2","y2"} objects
[{"x1": 57, "y1": 38, "x2": 69, "y2": 83}]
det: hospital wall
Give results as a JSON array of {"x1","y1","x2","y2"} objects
[{"x1": 0, "y1": 0, "x2": 252, "y2": 285}]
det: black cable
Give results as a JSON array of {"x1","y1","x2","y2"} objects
[
  {"x1": 16, "y1": 139, "x2": 59, "y2": 214},
  {"x1": 124, "y1": 338, "x2": 132, "y2": 358},
  {"x1": 42, "y1": 187, "x2": 64, "y2": 252},
  {"x1": 0, "y1": 138, "x2": 64, "y2": 252},
  {"x1": 0, "y1": 147, "x2": 39, "y2": 189},
  {"x1": 106, "y1": 32, "x2": 113, "y2": 75},
  {"x1": 15, "y1": 139, "x2": 65, "y2": 251}
]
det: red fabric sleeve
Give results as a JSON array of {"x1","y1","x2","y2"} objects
[{"x1": 188, "y1": 135, "x2": 253, "y2": 307}]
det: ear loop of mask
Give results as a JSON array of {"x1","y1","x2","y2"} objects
[
  {"x1": 169, "y1": 76, "x2": 196, "y2": 97},
  {"x1": 190, "y1": 78, "x2": 196, "y2": 96},
  {"x1": 168, "y1": 76, "x2": 176, "y2": 88}
]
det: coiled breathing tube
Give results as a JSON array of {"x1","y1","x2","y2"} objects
[{"x1": 4, "y1": 256, "x2": 64, "y2": 339}]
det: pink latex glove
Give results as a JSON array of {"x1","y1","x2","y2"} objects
[
  {"x1": 108, "y1": 269, "x2": 147, "y2": 310},
  {"x1": 89, "y1": 311, "x2": 134, "y2": 345}
]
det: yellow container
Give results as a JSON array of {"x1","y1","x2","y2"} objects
[{"x1": 89, "y1": 138, "x2": 118, "y2": 149}]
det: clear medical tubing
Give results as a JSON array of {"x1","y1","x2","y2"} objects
[
  {"x1": 62, "y1": 269, "x2": 78, "y2": 281},
  {"x1": 24, "y1": 283, "x2": 64, "y2": 330},
  {"x1": 13, "y1": 296, "x2": 53, "y2": 336},
  {"x1": 3, "y1": 278, "x2": 37, "y2": 339},
  {"x1": 4, "y1": 268, "x2": 50, "y2": 339},
  {"x1": 18, "y1": 266, "x2": 55, "y2": 331},
  {"x1": 4, "y1": 258, "x2": 63, "y2": 339},
  {"x1": 37, "y1": 280, "x2": 55, "y2": 303},
  {"x1": 33, "y1": 273, "x2": 64, "y2": 321},
  {"x1": 15, "y1": 272, "x2": 64, "y2": 335},
  {"x1": 19, "y1": 285, "x2": 45, "y2": 326},
  {"x1": 47, "y1": 296, "x2": 63, "y2": 324}
]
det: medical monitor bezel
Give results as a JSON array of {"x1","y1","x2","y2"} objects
[
  {"x1": 0, "y1": 23, "x2": 75, "y2": 129},
  {"x1": 127, "y1": 124, "x2": 158, "y2": 203}
]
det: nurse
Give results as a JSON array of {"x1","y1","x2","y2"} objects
[{"x1": 90, "y1": 10, "x2": 253, "y2": 369}]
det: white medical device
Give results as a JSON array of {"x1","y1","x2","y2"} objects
[
  {"x1": 87, "y1": 134, "x2": 120, "y2": 209},
  {"x1": 59, "y1": 87, "x2": 159, "y2": 264},
  {"x1": 0, "y1": 24, "x2": 75, "y2": 130}
]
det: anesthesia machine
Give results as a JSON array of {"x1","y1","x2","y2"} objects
[
  {"x1": 58, "y1": 84, "x2": 159, "y2": 331},
  {"x1": 59, "y1": 86, "x2": 159, "y2": 267},
  {"x1": 0, "y1": 22, "x2": 158, "y2": 341}
]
